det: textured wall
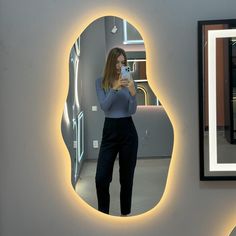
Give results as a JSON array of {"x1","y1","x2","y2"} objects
[{"x1": 1, "y1": 0, "x2": 236, "y2": 236}]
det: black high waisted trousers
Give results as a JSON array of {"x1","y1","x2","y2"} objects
[{"x1": 95, "y1": 117, "x2": 138, "y2": 215}]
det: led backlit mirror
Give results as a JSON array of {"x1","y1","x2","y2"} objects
[
  {"x1": 198, "y1": 19, "x2": 236, "y2": 180},
  {"x1": 61, "y1": 16, "x2": 173, "y2": 216}
]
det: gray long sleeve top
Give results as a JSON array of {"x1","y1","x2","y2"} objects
[{"x1": 95, "y1": 77, "x2": 137, "y2": 118}]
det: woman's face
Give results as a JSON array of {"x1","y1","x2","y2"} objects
[{"x1": 115, "y1": 54, "x2": 125, "y2": 75}]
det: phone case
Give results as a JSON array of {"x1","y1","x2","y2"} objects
[{"x1": 121, "y1": 66, "x2": 131, "y2": 80}]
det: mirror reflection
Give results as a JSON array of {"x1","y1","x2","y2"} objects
[
  {"x1": 61, "y1": 16, "x2": 173, "y2": 216},
  {"x1": 199, "y1": 19, "x2": 236, "y2": 179},
  {"x1": 230, "y1": 227, "x2": 236, "y2": 236}
]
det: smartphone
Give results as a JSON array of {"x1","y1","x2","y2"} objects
[{"x1": 121, "y1": 66, "x2": 131, "y2": 80}]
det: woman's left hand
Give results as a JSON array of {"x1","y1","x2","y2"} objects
[{"x1": 127, "y1": 78, "x2": 136, "y2": 96}]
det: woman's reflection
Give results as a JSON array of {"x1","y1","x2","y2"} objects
[
  {"x1": 62, "y1": 16, "x2": 174, "y2": 217},
  {"x1": 95, "y1": 47, "x2": 138, "y2": 216}
]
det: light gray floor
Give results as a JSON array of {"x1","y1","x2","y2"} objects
[{"x1": 75, "y1": 158, "x2": 170, "y2": 216}]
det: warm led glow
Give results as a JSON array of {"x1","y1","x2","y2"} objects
[
  {"x1": 208, "y1": 29, "x2": 236, "y2": 171},
  {"x1": 59, "y1": 10, "x2": 178, "y2": 223}
]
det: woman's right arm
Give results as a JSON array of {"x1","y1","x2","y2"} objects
[{"x1": 95, "y1": 78, "x2": 117, "y2": 112}]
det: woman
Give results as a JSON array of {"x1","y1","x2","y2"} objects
[{"x1": 95, "y1": 47, "x2": 138, "y2": 216}]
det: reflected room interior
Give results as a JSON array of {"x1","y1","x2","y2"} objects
[
  {"x1": 61, "y1": 16, "x2": 173, "y2": 216},
  {"x1": 230, "y1": 226, "x2": 236, "y2": 236},
  {"x1": 198, "y1": 19, "x2": 236, "y2": 179}
]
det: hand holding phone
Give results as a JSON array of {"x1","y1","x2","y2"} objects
[{"x1": 121, "y1": 66, "x2": 131, "y2": 80}]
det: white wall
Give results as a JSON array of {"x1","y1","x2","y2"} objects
[{"x1": 1, "y1": 0, "x2": 236, "y2": 236}]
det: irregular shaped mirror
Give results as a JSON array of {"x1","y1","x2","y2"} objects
[{"x1": 61, "y1": 16, "x2": 173, "y2": 216}]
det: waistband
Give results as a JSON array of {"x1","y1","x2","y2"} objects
[{"x1": 105, "y1": 116, "x2": 132, "y2": 121}]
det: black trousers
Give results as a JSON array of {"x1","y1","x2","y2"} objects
[{"x1": 95, "y1": 117, "x2": 138, "y2": 215}]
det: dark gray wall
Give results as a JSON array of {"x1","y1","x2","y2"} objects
[
  {"x1": 134, "y1": 107, "x2": 173, "y2": 157},
  {"x1": 78, "y1": 17, "x2": 107, "y2": 160},
  {"x1": 105, "y1": 16, "x2": 145, "y2": 54}
]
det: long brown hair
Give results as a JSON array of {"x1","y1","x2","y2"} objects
[{"x1": 102, "y1": 47, "x2": 127, "y2": 90}]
